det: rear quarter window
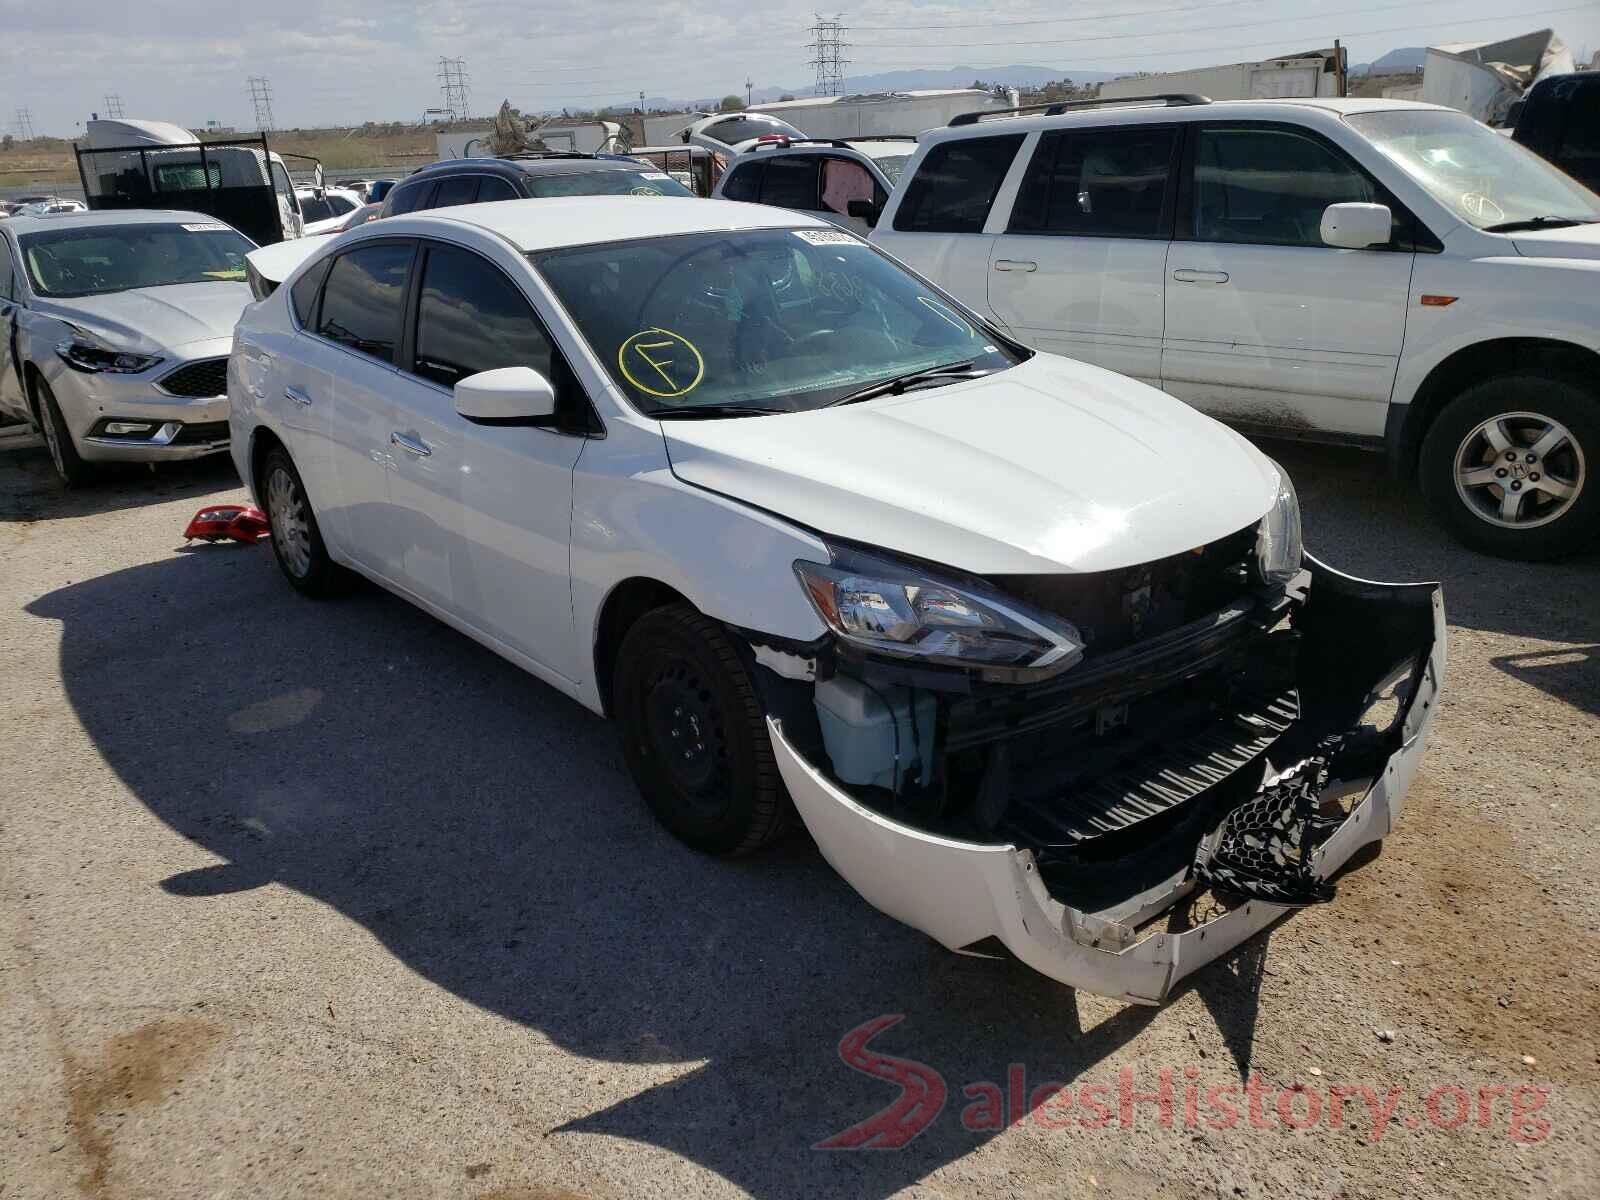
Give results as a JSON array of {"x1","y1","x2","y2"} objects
[{"x1": 893, "y1": 134, "x2": 1025, "y2": 233}]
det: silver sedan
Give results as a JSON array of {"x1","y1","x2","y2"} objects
[{"x1": 0, "y1": 209, "x2": 255, "y2": 485}]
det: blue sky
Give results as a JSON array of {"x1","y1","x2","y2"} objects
[{"x1": 2, "y1": 0, "x2": 1596, "y2": 136}]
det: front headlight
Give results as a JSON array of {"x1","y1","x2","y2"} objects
[
  {"x1": 795, "y1": 544, "x2": 1085, "y2": 681},
  {"x1": 1255, "y1": 461, "x2": 1304, "y2": 587},
  {"x1": 56, "y1": 335, "x2": 161, "y2": 375}
]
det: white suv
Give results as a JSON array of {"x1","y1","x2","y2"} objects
[
  {"x1": 871, "y1": 96, "x2": 1600, "y2": 560},
  {"x1": 715, "y1": 137, "x2": 917, "y2": 235}
]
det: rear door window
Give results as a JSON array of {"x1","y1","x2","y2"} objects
[
  {"x1": 289, "y1": 256, "x2": 331, "y2": 328},
  {"x1": 432, "y1": 175, "x2": 479, "y2": 208},
  {"x1": 759, "y1": 156, "x2": 821, "y2": 209},
  {"x1": 316, "y1": 242, "x2": 414, "y2": 363},
  {"x1": 1009, "y1": 126, "x2": 1177, "y2": 238},
  {"x1": 892, "y1": 134, "x2": 1025, "y2": 233}
]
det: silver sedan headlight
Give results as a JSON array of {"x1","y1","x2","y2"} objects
[
  {"x1": 1255, "y1": 461, "x2": 1304, "y2": 587},
  {"x1": 56, "y1": 330, "x2": 161, "y2": 375},
  {"x1": 795, "y1": 544, "x2": 1085, "y2": 681}
]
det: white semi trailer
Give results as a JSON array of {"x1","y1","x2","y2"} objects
[{"x1": 1098, "y1": 52, "x2": 1344, "y2": 102}]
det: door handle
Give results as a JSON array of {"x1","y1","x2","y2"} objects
[
  {"x1": 1171, "y1": 269, "x2": 1230, "y2": 284},
  {"x1": 993, "y1": 259, "x2": 1038, "y2": 273},
  {"x1": 284, "y1": 385, "x2": 313, "y2": 406},
  {"x1": 390, "y1": 430, "x2": 432, "y2": 457}
]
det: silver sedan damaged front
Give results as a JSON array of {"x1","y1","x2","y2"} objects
[{"x1": 757, "y1": 556, "x2": 1444, "y2": 1005}]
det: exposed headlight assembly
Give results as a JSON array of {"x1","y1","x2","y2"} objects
[
  {"x1": 795, "y1": 544, "x2": 1085, "y2": 681},
  {"x1": 1255, "y1": 460, "x2": 1305, "y2": 587},
  {"x1": 56, "y1": 334, "x2": 161, "y2": 375}
]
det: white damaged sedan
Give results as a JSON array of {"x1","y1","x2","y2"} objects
[{"x1": 233, "y1": 197, "x2": 1444, "y2": 1004}]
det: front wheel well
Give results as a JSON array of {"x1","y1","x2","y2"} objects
[
  {"x1": 593, "y1": 577, "x2": 691, "y2": 717},
  {"x1": 1393, "y1": 338, "x2": 1600, "y2": 476}
]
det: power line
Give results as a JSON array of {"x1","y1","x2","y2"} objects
[
  {"x1": 438, "y1": 57, "x2": 471, "y2": 123},
  {"x1": 850, "y1": 0, "x2": 1268, "y2": 32},
  {"x1": 246, "y1": 77, "x2": 275, "y2": 132},
  {"x1": 103, "y1": 94, "x2": 125, "y2": 119},
  {"x1": 853, "y1": 2, "x2": 1598, "y2": 66},
  {"x1": 810, "y1": 13, "x2": 850, "y2": 97}
]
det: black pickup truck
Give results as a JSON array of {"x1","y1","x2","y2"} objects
[{"x1": 1510, "y1": 72, "x2": 1600, "y2": 193}]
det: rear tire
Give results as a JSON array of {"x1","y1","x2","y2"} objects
[
  {"x1": 33, "y1": 376, "x2": 93, "y2": 488},
  {"x1": 613, "y1": 603, "x2": 792, "y2": 856},
  {"x1": 1419, "y1": 374, "x2": 1598, "y2": 561},
  {"x1": 260, "y1": 447, "x2": 342, "y2": 597}
]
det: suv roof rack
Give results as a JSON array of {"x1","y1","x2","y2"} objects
[
  {"x1": 746, "y1": 135, "x2": 920, "y2": 154},
  {"x1": 948, "y1": 94, "x2": 1211, "y2": 126}
]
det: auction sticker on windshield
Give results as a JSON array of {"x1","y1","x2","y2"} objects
[
  {"x1": 618, "y1": 328, "x2": 705, "y2": 398},
  {"x1": 795, "y1": 230, "x2": 857, "y2": 245},
  {"x1": 181, "y1": 222, "x2": 231, "y2": 232}
]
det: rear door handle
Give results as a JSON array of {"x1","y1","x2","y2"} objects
[
  {"x1": 390, "y1": 430, "x2": 431, "y2": 457},
  {"x1": 284, "y1": 385, "x2": 313, "y2": 406},
  {"x1": 993, "y1": 259, "x2": 1038, "y2": 273},
  {"x1": 1171, "y1": 269, "x2": 1229, "y2": 284}
]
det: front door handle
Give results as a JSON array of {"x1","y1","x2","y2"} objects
[
  {"x1": 390, "y1": 430, "x2": 432, "y2": 457},
  {"x1": 284, "y1": 385, "x2": 313, "y2": 406},
  {"x1": 1171, "y1": 269, "x2": 1230, "y2": 284},
  {"x1": 993, "y1": 259, "x2": 1038, "y2": 273}
]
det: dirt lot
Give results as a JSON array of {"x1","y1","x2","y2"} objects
[{"x1": 1, "y1": 429, "x2": 1596, "y2": 1199}]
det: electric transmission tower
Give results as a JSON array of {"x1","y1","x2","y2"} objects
[
  {"x1": 809, "y1": 14, "x2": 849, "y2": 97},
  {"x1": 104, "y1": 94, "x2": 125, "y2": 119},
  {"x1": 246, "y1": 77, "x2": 275, "y2": 132},
  {"x1": 437, "y1": 57, "x2": 471, "y2": 123},
  {"x1": 14, "y1": 108, "x2": 35, "y2": 140}
]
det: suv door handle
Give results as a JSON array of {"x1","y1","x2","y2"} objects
[
  {"x1": 284, "y1": 385, "x2": 313, "y2": 406},
  {"x1": 390, "y1": 430, "x2": 432, "y2": 457},
  {"x1": 1171, "y1": 269, "x2": 1230, "y2": 284},
  {"x1": 993, "y1": 259, "x2": 1038, "y2": 273}
]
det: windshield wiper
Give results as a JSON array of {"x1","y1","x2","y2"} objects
[
  {"x1": 827, "y1": 359, "x2": 987, "y2": 407},
  {"x1": 646, "y1": 404, "x2": 788, "y2": 419},
  {"x1": 1482, "y1": 215, "x2": 1597, "y2": 233}
]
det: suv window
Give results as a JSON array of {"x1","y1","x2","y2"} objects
[
  {"x1": 289, "y1": 256, "x2": 331, "y2": 327},
  {"x1": 385, "y1": 179, "x2": 436, "y2": 216},
  {"x1": 1011, "y1": 127, "x2": 1176, "y2": 238},
  {"x1": 476, "y1": 175, "x2": 519, "y2": 202},
  {"x1": 432, "y1": 175, "x2": 479, "y2": 208},
  {"x1": 719, "y1": 161, "x2": 763, "y2": 202},
  {"x1": 821, "y1": 156, "x2": 881, "y2": 216},
  {"x1": 1555, "y1": 80, "x2": 1600, "y2": 181},
  {"x1": 411, "y1": 244, "x2": 558, "y2": 390},
  {"x1": 317, "y1": 242, "x2": 413, "y2": 362},
  {"x1": 893, "y1": 134, "x2": 1025, "y2": 234},
  {"x1": 1190, "y1": 126, "x2": 1375, "y2": 247},
  {"x1": 760, "y1": 156, "x2": 820, "y2": 209}
]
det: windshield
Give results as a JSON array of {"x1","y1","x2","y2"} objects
[
  {"x1": 1347, "y1": 109, "x2": 1600, "y2": 230},
  {"x1": 525, "y1": 168, "x2": 694, "y2": 199},
  {"x1": 532, "y1": 228, "x2": 1020, "y2": 414},
  {"x1": 19, "y1": 222, "x2": 255, "y2": 298}
]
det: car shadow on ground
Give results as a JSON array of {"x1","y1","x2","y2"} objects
[
  {"x1": 28, "y1": 547, "x2": 1280, "y2": 1198},
  {"x1": 0, "y1": 440, "x2": 240, "y2": 523}
]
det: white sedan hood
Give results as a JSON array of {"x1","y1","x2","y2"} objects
[{"x1": 661, "y1": 354, "x2": 1281, "y2": 575}]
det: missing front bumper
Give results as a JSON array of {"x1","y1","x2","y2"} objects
[{"x1": 766, "y1": 556, "x2": 1444, "y2": 1005}]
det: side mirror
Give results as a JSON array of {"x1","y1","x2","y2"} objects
[
  {"x1": 454, "y1": 366, "x2": 556, "y2": 423},
  {"x1": 846, "y1": 198, "x2": 879, "y2": 227},
  {"x1": 1321, "y1": 202, "x2": 1392, "y2": 249}
]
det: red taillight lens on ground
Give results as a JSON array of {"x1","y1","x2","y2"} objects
[{"x1": 184, "y1": 506, "x2": 269, "y2": 544}]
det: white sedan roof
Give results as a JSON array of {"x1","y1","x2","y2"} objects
[
  {"x1": 0, "y1": 208, "x2": 229, "y2": 236},
  {"x1": 389, "y1": 196, "x2": 830, "y2": 253}
]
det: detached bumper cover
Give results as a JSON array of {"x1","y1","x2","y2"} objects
[{"x1": 769, "y1": 557, "x2": 1445, "y2": 1005}]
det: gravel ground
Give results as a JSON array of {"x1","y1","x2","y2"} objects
[{"x1": 1, "y1": 430, "x2": 1596, "y2": 1200}]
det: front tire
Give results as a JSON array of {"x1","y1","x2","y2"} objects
[
  {"x1": 613, "y1": 603, "x2": 791, "y2": 856},
  {"x1": 260, "y1": 447, "x2": 341, "y2": 597},
  {"x1": 1419, "y1": 374, "x2": 1598, "y2": 561},
  {"x1": 33, "y1": 376, "x2": 93, "y2": 487}
]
